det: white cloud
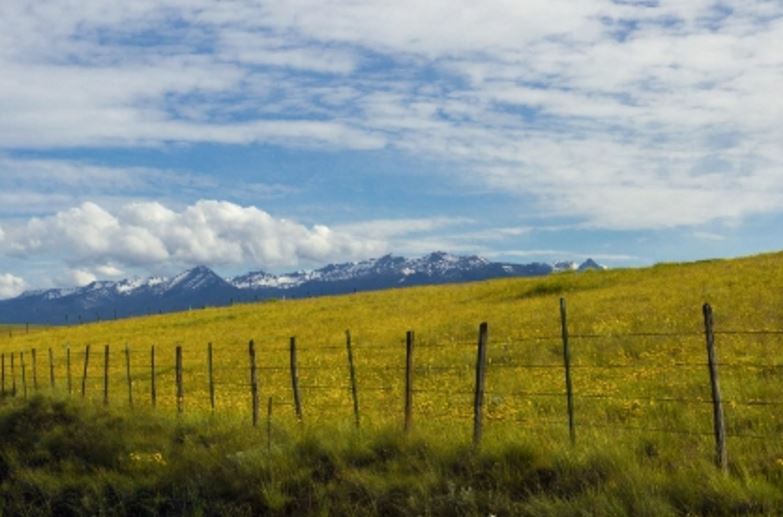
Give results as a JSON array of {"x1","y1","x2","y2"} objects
[
  {"x1": 66, "y1": 269, "x2": 97, "y2": 287},
  {"x1": 0, "y1": 273, "x2": 26, "y2": 299},
  {"x1": 0, "y1": 200, "x2": 387, "y2": 270},
  {"x1": 94, "y1": 264, "x2": 125, "y2": 277},
  {"x1": 0, "y1": 1, "x2": 781, "y2": 230}
]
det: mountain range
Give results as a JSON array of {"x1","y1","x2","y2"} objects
[{"x1": 0, "y1": 252, "x2": 605, "y2": 325}]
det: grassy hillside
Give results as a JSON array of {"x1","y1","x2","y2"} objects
[
  {"x1": 0, "y1": 254, "x2": 783, "y2": 432},
  {"x1": 0, "y1": 252, "x2": 783, "y2": 513}
]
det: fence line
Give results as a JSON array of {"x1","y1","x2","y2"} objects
[{"x1": 2, "y1": 300, "x2": 783, "y2": 469}]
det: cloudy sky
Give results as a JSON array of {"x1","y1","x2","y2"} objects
[{"x1": 0, "y1": 0, "x2": 781, "y2": 297}]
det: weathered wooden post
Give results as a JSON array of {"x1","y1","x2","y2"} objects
[
  {"x1": 103, "y1": 345, "x2": 110, "y2": 405},
  {"x1": 176, "y1": 346, "x2": 183, "y2": 414},
  {"x1": 560, "y1": 298, "x2": 576, "y2": 445},
  {"x1": 1, "y1": 353, "x2": 4, "y2": 396},
  {"x1": 289, "y1": 337, "x2": 303, "y2": 422},
  {"x1": 81, "y1": 345, "x2": 90, "y2": 399},
  {"x1": 208, "y1": 342, "x2": 215, "y2": 411},
  {"x1": 472, "y1": 323, "x2": 488, "y2": 447},
  {"x1": 48, "y1": 348, "x2": 55, "y2": 389},
  {"x1": 267, "y1": 396, "x2": 273, "y2": 453},
  {"x1": 703, "y1": 303, "x2": 727, "y2": 472},
  {"x1": 10, "y1": 352, "x2": 16, "y2": 396},
  {"x1": 404, "y1": 330, "x2": 414, "y2": 433},
  {"x1": 125, "y1": 344, "x2": 133, "y2": 408},
  {"x1": 345, "y1": 330, "x2": 360, "y2": 429},
  {"x1": 66, "y1": 347, "x2": 72, "y2": 396},
  {"x1": 21, "y1": 352, "x2": 27, "y2": 399},
  {"x1": 249, "y1": 340, "x2": 259, "y2": 426},
  {"x1": 150, "y1": 345, "x2": 157, "y2": 408},
  {"x1": 31, "y1": 348, "x2": 37, "y2": 391}
]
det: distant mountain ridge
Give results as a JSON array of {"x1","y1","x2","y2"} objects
[{"x1": 0, "y1": 252, "x2": 605, "y2": 324}]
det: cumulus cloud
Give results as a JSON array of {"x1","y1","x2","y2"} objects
[
  {"x1": 0, "y1": 200, "x2": 387, "y2": 270},
  {"x1": 0, "y1": 273, "x2": 26, "y2": 299}
]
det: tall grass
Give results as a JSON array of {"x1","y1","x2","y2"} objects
[{"x1": 0, "y1": 396, "x2": 781, "y2": 515}]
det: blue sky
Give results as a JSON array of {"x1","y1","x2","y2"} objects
[{"x1": 0, "y1": 0, "x2": 781, "y2": 297}]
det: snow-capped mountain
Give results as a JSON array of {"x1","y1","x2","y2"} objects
[
  {"x1": 553, "y1": 261, "x2": 579, "y2": 272},
  {"x1": 0, "y1": 253, "x2": 605, "y2": 324},
  {"x1": 230, "y1": 252, "x2": 512, "y2": 290}
]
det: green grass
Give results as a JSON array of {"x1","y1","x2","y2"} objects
[{"x1": 0, "y1": 396, "x2": 781, "y2": 516}]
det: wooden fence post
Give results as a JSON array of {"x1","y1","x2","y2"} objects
[
  {"x1": 560, "y1": 298, "x2": 576, "y2": 445},
  {"x1": 125, "y1": 344, "x2": 133, "y2": 408},
  {"x1": 176, "y1": 346, "x2": 183, "y2": 414},
  {"x1": 208, "y1": 342, "x2": 215, "y2": 411},
  {"x1": 31, "y1": 348, "x2": 37, "y2": 391},
  {"x1": 81, "y1": 344, "x2": 90, "y2": 399},
  {"x1": 289, "y1": 337, "x2": 303, "y2": 422},
  {"x1": 345, "y1": 330, "x2": 360, "y2": 429},
  {"x1": 150, "y1": 345, "x2": 157, "y2": 408},
  {"x1": 473, "y1": 322, "x2": 489, "y2": 447},
  {"x1": 10, "y1": 353, "x2": 16, "y2": 397},
  {"x1": 267, "y1": 396, "x2": 273, "y2": 453},
  {"x1": 1, "y1": 353, "x2": 4, "y2": 396},
  {"x1": 66, "y1": 347, "x2": 71, "y2": 396},
  {"x1": 703, "y1": 303, "x2": 728, "y2": 472},
  {"x1": 21, "y1": 352, "x2": 27, "y2": 399},
  {"x1": 103, "y1": 345, "x2": 110, "y2": 405},
  {"x1": 249, "y1": 340, "x2": 259, "y2": 427},
  {"x1": 48, "y1": 348, "x2": 55, "y2": 389},
  {"x1": 404, "y1": 330, "x2": 414, "y2": 433}
]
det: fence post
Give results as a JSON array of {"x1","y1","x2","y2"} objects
[
  {"x1": 267, "y1": 396, "x2": 273, "y2": 453},
  {"x1": 81, "y1": 345, "x2": 90, "y2": 399},
  {"x1": 21, "y1": 352, "x2": 27, "y2": 399},
  {"x1": 249, "y1": 340, "x2": 259, "y2": 427},
  {"x1": 560, "y1": 298, "x2": 576, "y2": 445},
  {"x1": 405, "y1": 330, "x2": 414, "y2": 433},
  {"x1": 150, "y1": 345, "x2": 157, "y2": 408},
  {"x1": 48, "y1": 348, "x2": 55, "y2": 389},
  {"x1": 10, "y1": 353, "x2": 16, "y2": 396},
  {"x1": 31, "y1": 348, "x2": 37, "y2": 391},
  {"x1": 290, "y1": 337, "x2": 303, "y2": 422},
  {"x1": 103, "y1": 345, "x2": 110, "y2": 405},
  {"x1": 703, "y1": 303, "x2": 728, "y2": 472},
  {"x1": 125, "y1": 344, "x2": 133, "y2": 408},
  {"x1": 1, "y1": 352, "x2": 4, "y2": 396},
  {"x1": 345, "y1": 330, "x2": 360, "y2": 429},
  {"x1": 208, "y1": 342, "x2": 215, "y2": 411},
  {"x1": 473, "y1": 322, "x2": 489, "y2": 447},
  {"x1": 66, "y1": 347, "x2": 72, "y2": 396},
  {"x1": 176, "y1": 346, "x2": 183, "y2": 414}
]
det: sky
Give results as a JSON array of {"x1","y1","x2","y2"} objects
[{"x1": 0, "y1": 0, "x2": 781, "y2": 298}]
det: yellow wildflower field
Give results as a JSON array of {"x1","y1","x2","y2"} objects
[{"x1": 1, "y1": 252, "x2": 782, "y2": 464}]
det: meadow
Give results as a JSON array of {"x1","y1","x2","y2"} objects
[{"x1": 1, "y1": 252, "x2": 783, "y2": 514}]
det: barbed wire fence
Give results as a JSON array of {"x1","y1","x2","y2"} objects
[{"x1": 1, "y1": 300, "x2": 783, "y2": 470}]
